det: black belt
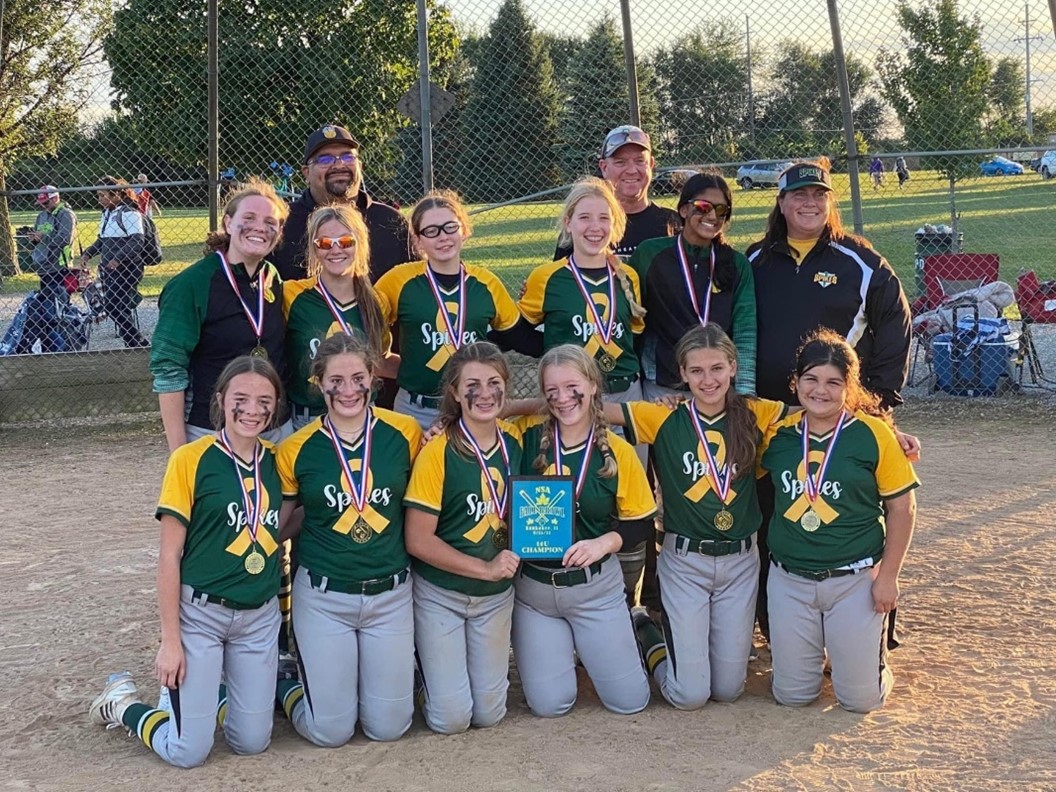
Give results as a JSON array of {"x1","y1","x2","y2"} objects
[
  {"x1": 307, "y1": 567, "x2": 409, "y2": 596},
  {"x1": 775, "y1": 561, "x2": 874, "y2": 582},
  {"x1": 521, "y1": 561, "x2": 603, "y2": 588},
  {"x1": 674, "y1": 534, "x2": 753, "y2": 557},
  {"x1": 191, "y1": 590, "x2": 265, "y2": 611},
  {"x1": 406, "y1": 392, "x2": 440, "y2": 410},
  {"x1": 605, "y1": 374, "x2": 639, "y2": 394}
]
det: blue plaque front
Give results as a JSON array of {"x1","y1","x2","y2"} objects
[{"x1": 510, "y1": 476, "x2": 575, "y2": 560}]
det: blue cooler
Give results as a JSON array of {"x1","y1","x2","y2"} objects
[{"x1": 933, "y1": 326, "x2": 1018, "y2": 396}]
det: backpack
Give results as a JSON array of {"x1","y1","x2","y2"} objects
[{"x1": 114, "y1": 207, "x2": 163, "y2": 267}]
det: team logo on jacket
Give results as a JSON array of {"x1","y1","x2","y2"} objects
[{"x1": 813, "y1": 271, "x2": 838, "y2": 288}]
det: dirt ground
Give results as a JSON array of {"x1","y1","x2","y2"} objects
[{"x1": 2, "y1": 396, "x2": 1054, "y2": 792}]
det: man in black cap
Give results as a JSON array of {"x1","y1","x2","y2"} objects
[{"x1": 272, "y1": 124, "x2": 412, "y2": 282}]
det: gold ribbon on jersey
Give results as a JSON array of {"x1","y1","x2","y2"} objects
[
  {"x1": 314, "y1": 277, "x2": 357, "y2": 337},
  {"x1": 784, "y1": 412, "x2": 846, "y2": 528},
  {"x1": 424, "y1": 263, "x2": 467, "y2": 371},
  {"x1": 324, "y1": 413, "x2": 388, "y2": 540},
  {"x1": 567, "y1": 255, "x2": 621, "y2": 366},
  {"x1": 459, "y1": 419, "x2": 511, "y2": 546},
  {"x1": 217, "y1": 431, "x2": 278, "y2": 567},
  {"x1": 218, "y1": 251, "x2": 266, "y2": 355},
  {"x1": 554, "y1": 424, "x2": 595, "y2": 506},
  {"x1": 683, "y1": 403, "x2": 736, "y2": 510},
  {"x1": 676, "y1": 238, "x2": 716, "y2": 327}
]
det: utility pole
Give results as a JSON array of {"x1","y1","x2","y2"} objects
[
  {"x1": 746, "y1": 15, "x2": 755, "y2": 143},
  {"x1": 1015, "y1": 2, "x2": 1044, "y2": 136}
]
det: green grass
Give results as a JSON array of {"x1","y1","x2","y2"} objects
[{"x1": 6, "y1": 170, "x2": 1055, "y2": 297}]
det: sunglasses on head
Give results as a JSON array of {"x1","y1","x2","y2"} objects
[
  {"x1": 313, "y1": 236, "x2": 357, "y2": 250},
  {"x1": 417, "y1": 221, "x2": 462, "y2": 239},
  {"x1": 311, "y1": 152, "x2": 358, "y2": 167},
  {"x1": 688, "y1": 200, "x2": 731, "y2": 220}
]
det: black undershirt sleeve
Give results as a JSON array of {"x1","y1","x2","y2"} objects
[
  {"x1": 613, "y1": 516, "x2": 653, "y2": 549},
  {"x1": 488, "y1": 317, "x2": 544, "y2": 358}
]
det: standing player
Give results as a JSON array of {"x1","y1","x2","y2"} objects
[
  {"x1": 509, "y1": 345, "x2": 655, "y2": 717},
  {"x1": 283, "y1": 205, "x2": 394, "y2": 430},
  {"x1": 403, "y1": 342, "x2": 524, "y2": 734},
  {"x1": 275, "y1": 332, "x2": 421, "y2": 746},
  {"x1": 89, "y1": 356, "x2": 285, "y2": 767},
  {"x1": 375, "y1": 191, "x2": 539, "y2": 429},
  {"x1": 760, "y1": 330, "x2": 917, "y2": 712}
]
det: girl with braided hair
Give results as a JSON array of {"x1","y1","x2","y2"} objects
[{"x1": 508, "y1": 344, "x2": 656, "y2": 717}]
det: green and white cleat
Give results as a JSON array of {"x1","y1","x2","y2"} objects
[{"x1": 89, "y1": 671, "x2": 141, "y2": 729}]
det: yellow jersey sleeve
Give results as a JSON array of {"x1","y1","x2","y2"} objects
[
  {"x1": 378, "y1": 409, "x2": 424, "y2": 465},
  {"x1": 621, "y1": 401, "x2": 674, "y2": 446},
  {"x1": 619, "y1": 263, "x2": 645, "y2": 335},
  {"x1": 861, "y1": 412, "x2": 920, "y2": 499},
  {"x1": 282, "y1": 277, "x2": 315, "y2": 319},
  {"x1": 404, "y1": 434, "x2": 448, "y2": 515},
  {"x1": 276, "y1": 425, "x2": 316, "y2": 498},
  {"x1": 472, "y1": 266, "x2": 521, "y2": 332},
  {"x1": 373, "y1": 262, "x2": 423, "y2": 326},
  {"x1": 748, "y1": 397, "x2": 788, "y2": 434},
  {"x1": 609, "y1": 430, "x2": 657, "y2": 520},
  {"x1": 156, "y1": 437, "x2": 212, "y2": 526},
  {"x1": 518, "y1": 262, "x2": 556, "y2": 325}
]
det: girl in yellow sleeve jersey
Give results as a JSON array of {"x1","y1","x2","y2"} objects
[
  {"x1": 760, "y1": 330, "x2": 918, "y2": 713},
  {"x1": 404, "y1": 342, "x2": 525, "y2": 734},
  {"x1": 374, "y1": 191, "x2": 540, "y2": 430},
  {"x1": 283, "y1": 205, "x2": 394, "y2": 429},
  {"x1": 90, "y1": 357, "x2": 285, "y2": 768},
  {"x1": 274, "y1": 332, "x2": 422, "y2": 747},
  {"x1": 510, "y1": 345, "x2": 655, "y2": 717},
  {"x1": 603, "y1": 324, "x2": 785, "y2": 709}
]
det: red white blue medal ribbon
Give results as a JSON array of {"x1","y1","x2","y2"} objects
[
  {"x1": 686, "y1": 403, "x2": 732, "y2": 504},
  {"x1": 801, "y1": 410, "x2": 847, "y2": 505},
  {"x1": 314, "y1": 278, "x2": 354, "y2": 336},
  {"x1": 676, "y1": 238, "x2": 715, "y2": 327},
  {"x1": 567, "y1": 255, "x2": 617, "y2": 346},
  {"x1": 459, "y1": 419, "x2": 510, "y2": 521},
  {"x1": 324, "y1": 412, "x2": 373, "y2": 513},
  {"x1": 217, "y1": 429, "x2": 262, "y2": 545},
  {"x1": 218, "y1": 250, "x2": 266, "y2": 344},
  {"x1": 424, "y1": 263, "x2": 467, "y2": 351},
  {"x1": 554, "y1": 424, "x2": 595, "y2": 500}
]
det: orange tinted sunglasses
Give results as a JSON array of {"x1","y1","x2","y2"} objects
[{"x1": 313, "y1": 236, "x2": 357, "y2": 250}]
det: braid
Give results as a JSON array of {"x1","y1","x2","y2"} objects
[
  {"x1": 608, "y1": 256, "x2": 646, "y2": 320},
  {"x1": 591, "y1": 395, "x2": 617, "y2": 478},
  {"x1": 534, "y1": 416, "x2": 557, "y2": 473}
]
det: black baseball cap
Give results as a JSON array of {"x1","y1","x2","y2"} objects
[
  {"x1": 303, "y1": 125, "x2": 360, "y2": 164},
  {"x1": 778, "y1": 163, "x2": 832, "y2": 192}
]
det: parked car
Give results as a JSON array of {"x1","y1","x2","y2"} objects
[
  {"x1": 735, "y1": 161, "x2": 793, "y2": 189},
  {"x1": 1038, "y1": 150, "x2": 1056, "y2": 179},
  {"x1": 979, "y1": 156, "x2": 1024, "y2": 176},
  {"x1": 651, "y1": 168, "x2": 700, "y2": 195}
]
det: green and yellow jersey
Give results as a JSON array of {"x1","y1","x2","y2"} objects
[
  {"x1": 282, "y1": 277, "x2": 391, "y2": 414},
  {"x1": 404, "y1": 421, "x2": 525, "y2": 596},
  {"x1": 518, "y1": 259, "x2": 644, "y2": 386},
  {"x1": 760, "y1": 410, "x2": 920, "y2": 572},
  {"x1": 621, "y1": 398, "x2": 786, "y2": 542},
  {"x1": 276, "y1": 409, "x2": 421, "y2": 582},
  {"x1": 374, "y1": 261, "x2": 520, "y2": 396},
  {"x1": 156, "y1": 435, "x2": 282, "y2": 606},
  {"x1": 514, "y1": 415, "x2": 656, "y2": 569}
]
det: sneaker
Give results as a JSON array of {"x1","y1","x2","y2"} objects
[
  {"x1": 630, "y1": 606, "x2": 653, "y2": 632},
  {"x1": 277, "y1": 652, "x2": 298, "y2": 682},
  {"x1": 89, "y1": 672, "x2": 141, "y2": 728},
  {"x1": 157, "y1": 685, "x2": 171, "y2": 713}
]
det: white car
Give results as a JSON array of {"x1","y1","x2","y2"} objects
[
  {"x1": 1039, "y1": 151, "x2": 1056, "y2": 179},
  {"x1": 735, "y1": 161, "x2": 794, "y2": 189}
]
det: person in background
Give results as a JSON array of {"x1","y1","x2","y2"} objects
[
  {"x1": 20, "y1": 185, "x2": 78, "y2": 353},
  {"x1": 134, "y1": 174, "x2": 162, "y2": 217}
]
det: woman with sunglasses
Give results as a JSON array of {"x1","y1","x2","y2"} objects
[
  {"x1": 629, "y1": 171, "x2": 756, "y2": 401},
  {"x1": 374, "y1": 190, "x2": 540, "y2": 429},
  {"x1": 283, "y1": 205, "x2": 395, "y2": 430}
]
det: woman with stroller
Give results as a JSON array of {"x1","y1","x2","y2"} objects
[{"x1": 79, "y1": 176, "x2": 149, "y2": 349}]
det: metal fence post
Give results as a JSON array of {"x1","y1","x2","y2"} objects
[
  {"x1": 417, "y1": 0, "x2": 434, "y2": 194},
  {"x1": 826, "y1": 0, "x2": 864, "y2": 235},
  {"x1": 619, "y1": 0, "x2": 641, "y2": 127},
  {"x1": 207, "y1": 0, "x2": 219, "y2": 231}
]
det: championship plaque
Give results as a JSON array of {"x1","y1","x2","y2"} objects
[{"x1": 510, "y1": 476, "x2": 575, "y2": 560}]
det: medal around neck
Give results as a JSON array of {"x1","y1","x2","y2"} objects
[{"x1": 509, "y1": 476, "x2": 575, "y2": 560}]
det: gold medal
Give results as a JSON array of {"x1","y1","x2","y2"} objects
[
  {"x1": 250, "y1": 344, "x2": 268, "y2": 360},
  {"x1": 714, "y1": 508, "x2": 734, "y2": 532},
  {"x1": 244, "y1": 551, "x2": 266, "y2": 575},
  {"x1": 493, "y1": 520, "x2": 508, "y2": 549},
  {"x1": 800, "y1": 509, "x2": 821, "y2": 532},
  {"x1": 598, "y1": 352, "x2": 617, "y2": 373},
  {"x1": 351, "y1": 517, "x2": 372, "y2": 544}
]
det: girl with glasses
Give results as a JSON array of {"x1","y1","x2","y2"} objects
[
  {"x1": 374, "y1": 190, "x2": 540, "y2": 429},
  {"x1": 283, "y1": 205, "x2": 394, "y2": 430}
]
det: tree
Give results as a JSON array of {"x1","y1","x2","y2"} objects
[
  {"x1": 458, "y1": 0, "x2": 560, "y2": 202},
  {"x1": 104, "y1": 0, "x2": 459, "y2": 184},
  {"x1": 653, "y1": 22, "x2": 749, "y2": 164},
  {"x1": 876, "y1": 0, "x2": 990, "y2": 180},
  {"x1": 985, "y1": 57, "x2": 1026, "y2": 146},
  {"x1": 0, "y1": 0, "x2": 112, "y2": 275}
]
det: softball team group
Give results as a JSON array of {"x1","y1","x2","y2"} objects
[{"x1": 89, "y1": 164, "x2": 919, "y2": 768}]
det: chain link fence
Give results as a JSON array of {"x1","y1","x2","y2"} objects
[{"x1": 3, "y1": 0, "x2": 1056, "y2": 420}]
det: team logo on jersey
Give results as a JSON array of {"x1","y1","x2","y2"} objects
[
  {"x1": 424, "y1": 300, "x2": 479, "y2": 371},
  {"x1": 225, "y1": 479, "x2": 280, "y2": 558},
  {"x1": 572, "y1": 292, "x2": 625, "y2": 361},
  {"x1": 781, "y1": 450, "x2": 843, "y2": 526},
  {"x1": 813, "y1": 271, "x2": 838, "y2": 289},
  {"x1": 682, "y1": 430, "x2": 738, "y2": 504},
  {"x1": 327, "y1": 459, "x2": 392, "y2": 537},
  {"x1": 463, "y1": 466, "x2": 505, "y2": 543}
]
